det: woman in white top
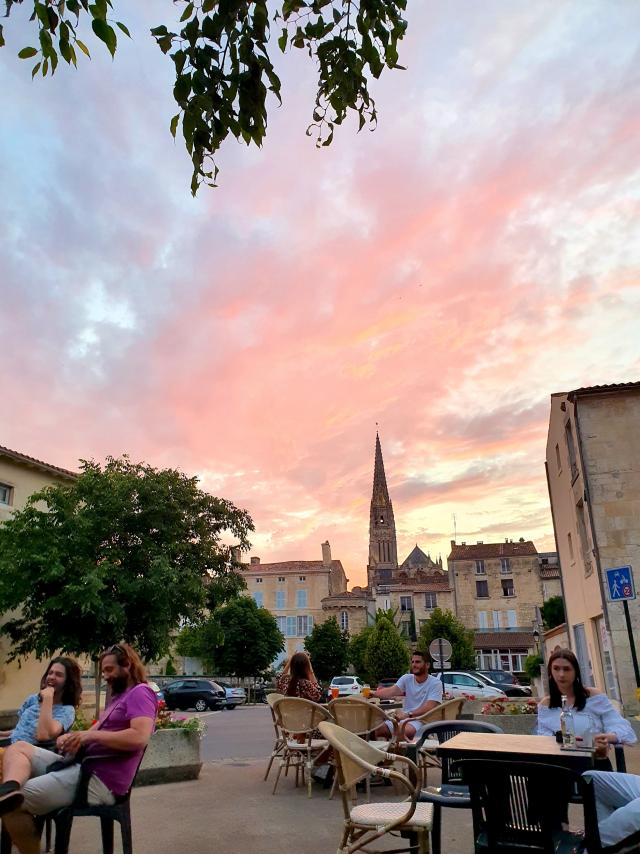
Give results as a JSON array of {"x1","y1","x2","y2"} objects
[{"x1": 537, "y1": 648, "x2": 636, "y2": 765}]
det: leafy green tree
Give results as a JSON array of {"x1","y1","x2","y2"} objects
[
  {"x1": 1, "y1": 0, "x2": 409, "y2": 194},
  {"x1": 0, "y1": 455, "x2": 253, "y2": 711},
  {"x1": 304, "y1": 617, "x2": 349, "y2": 682},
  {"x1": 348, "y1": 625, "x2": 374, "y2": 683},
  {"x1": 417, "y1": 608, "x2": 476, "y2": 670},
  {"x1": 541, "y1": 596, "x2": 565, "y2": 630},
  {"x1": 214, "y1": 597, "x2": 284, "y2": 678},
  {"x1": 364, "y1": 611, "x2": 410, "y2": 684},
  {"x1": 175, "y1": 616, "x2": 224, "y2": 673},
  {"x1": 165, "y1": 657, "x2": 177, "y2": 676}
]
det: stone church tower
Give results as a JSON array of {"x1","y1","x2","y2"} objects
[{"x1": 367, "y1": 434, "x2": 398, "y2": 588}]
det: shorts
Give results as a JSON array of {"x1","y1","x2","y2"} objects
[
  {"x1": 21, "y1": 747, "x2": 115, "y2": 816},
  {"x1": 383, "y1": 719, "x2": 428, "y2": 742}
]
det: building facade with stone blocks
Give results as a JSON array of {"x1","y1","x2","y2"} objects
[
  {"x1": 538, "y1": 552, "x2": 564, "y2": 602},
  {"x1": 241, "y1": 541, "x2": 351, "y2": 664},
  {"x1": 0, "y1": 446, "x2": 79, "y2": 709},
  {"x1": 448, "y1": 539, "x2": 543, "y2": 672},
  {"x1": 546, "y1": 382, "x2": 640, "y2": 713},
  {"x1": 321, "y1": 587, "x2": 376, "y2": 636}
]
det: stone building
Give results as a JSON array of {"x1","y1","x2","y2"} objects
[
  {"x1": 538, "y1": 551, "x2": 563, "y2": 602},
  {"x1": 448, "y1": 539, "x2": 541, "y2": 672},
  {"x1": 0, "y1": 445, "x2": 77, "y2": 709},
  {"x1": 242, "y1": 541, "x2": 351, "y2": 664},
  {"x1": 546, "y1": 381, "x2": 640, "y2": 712}
]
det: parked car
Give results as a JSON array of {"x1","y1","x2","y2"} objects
[
  {"x1": 473, "y1": 670, "x2": 532, "y2": 697},
  {"x1": 217, "y1": 682, "x2": 247, "y2": 710},
  {"x1": 435, "y1": 671, "x2": 508, "y2": 699},
  {"x1": 328, "y1": 675, "x2": 370, "y2": 699},
  {"x1": 162, "y1": 678, "x2": 226, "y2": 711}
]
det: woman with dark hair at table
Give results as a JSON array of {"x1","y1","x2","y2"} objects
[{"x1": 537, "y1": 648, "x2": 636, "y2": 767}]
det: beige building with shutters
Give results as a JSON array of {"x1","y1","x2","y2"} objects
[
  {"x1": 546, "y1": 381, "x2": 640, "y2": 713},
  {"x1": 0, "y1": 445, "x2": 78, "y2": 710}
]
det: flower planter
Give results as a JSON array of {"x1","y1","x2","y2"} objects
[
  {"x1": 473, "y1": 713, "x2": 538, "y2": 735},
  {"x1": 136, "y1": 728, "x2": 203, "y2": 786}
]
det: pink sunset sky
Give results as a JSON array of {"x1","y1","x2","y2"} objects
[{"x1": 1, "y1": 2, "x2": 639, "y2": 588}]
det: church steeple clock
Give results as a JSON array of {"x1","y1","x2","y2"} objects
[{"x1": 367, "y1": 433, "x2": 398, "y2": 588}]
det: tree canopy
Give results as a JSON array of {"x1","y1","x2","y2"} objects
[
  {"x1": 214, "y1": 596, "x2": 284, "y2": 677},
  {"x1": 0, "y1": 455, "x2": 253, "y2": 666},
  {"x1": 417, "y1": 608, "x2": 476, "y2": 670},
  {"x1": 304, "y1": 616, "x2": 349, "y2": 682},
  {"x1": 541, "y1": 596, "x2": 565, "y2": 631},
  {"x1": 364, "y1": 610, "x2": 409, "y2": 684},
  {"x1": 1, "y1": 0, "x2": 409, "y2": 194},
  {"x1": 347, "y1": 624, "x2": 373, "y2": 683}
]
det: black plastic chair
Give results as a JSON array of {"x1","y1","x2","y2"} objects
[
  {"x1": 459, "y1": 758, "x2": 588, "y2": 852},
  {"x1": 415, "y1": 720, "x2": 504, "y2": 854},
  {"x1": 44, "y1": 750, "x2": 147, "y2": 854}
]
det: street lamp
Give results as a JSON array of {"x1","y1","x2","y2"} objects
[{"x1": 532, "y1": 627, "x2": 540, "y2": 645}]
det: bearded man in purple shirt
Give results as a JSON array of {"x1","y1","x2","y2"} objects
[{"x1": 0, "y1": 643, "x2": 157, "y2": 854}]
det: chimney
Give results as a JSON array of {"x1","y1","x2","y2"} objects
[
  {"x1": 250, "y1": 556, "x2": 260, "y2": 565},
  {"x1": 231, "y1": 546, "x2": 241, "y2": 565},
  {"x1": 505, "y1": 538, "x2": 509, "y2": 543},
  {"x1": 322, "y1": 540, "x2": 332, "y2": 567},
  {"x1": 450, "y1": 540, "x2": 456, "y2": 548},
  {"x1": 519, "y1": 538, "x2": 525, "y2": 543},
  {"x1": 476, "y1": 541, "x2": 483, "y2": 545}
]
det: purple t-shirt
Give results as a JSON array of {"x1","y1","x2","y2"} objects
[{"x1": 84, "y1": 683, "x2": 157, "y2": 796}]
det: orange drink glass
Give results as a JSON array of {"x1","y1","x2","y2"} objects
[{"x1": 330, "y1": 686, "x2": 340, "y2": 699}]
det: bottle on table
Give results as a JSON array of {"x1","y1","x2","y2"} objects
[{"x1": 560, "y1": 694, "x2": 576, "y2": 748}]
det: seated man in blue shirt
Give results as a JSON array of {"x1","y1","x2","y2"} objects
[
  {"x1": 372, "y1": 650, "x2": 443, "y2": 741},
  {"x1": 0, "y1": 657, "x2": 81, "y2": 749}
]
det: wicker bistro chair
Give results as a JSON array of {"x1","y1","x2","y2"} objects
[
  {"x1": 272, "y1": 697, "x2": 332, "y2": 798},
  {"x1": 263, "y1": 692, "x2": 285, "y2": 782},
  {"x1": 319, "y1": 721, "x2": 433, "y2": 854},
  {"x1": 394, "y1": 698, "x2": 465, "y2": 786},
  {"x1": 416, "y1": 720, "x2": 504, "y2": 854},
  {"x1": 327, "y1": 697, "x2": 401, "y2": 800}
]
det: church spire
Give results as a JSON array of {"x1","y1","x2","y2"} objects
[{"x1": 367, "y1": 433, "x2": 398, "y2": 588}]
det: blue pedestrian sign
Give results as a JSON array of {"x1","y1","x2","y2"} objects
[{"x1": 605, "y1": 566, "x2": 636, "y2": 602}]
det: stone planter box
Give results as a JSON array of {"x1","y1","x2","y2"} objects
[
  {"x1": 136, "y1": 729, "x2": 202, "y2": 786},
  {"x1": 471, "y1": 713, "x2": 538, "y2": 735}
]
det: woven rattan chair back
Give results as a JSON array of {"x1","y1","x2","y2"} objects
[
  {"x1": 274, "y1": 697, "x2": 332, "y2": 737},
  {"x1": 328, "y1": 697, "x2": 393, "y2": 738}
]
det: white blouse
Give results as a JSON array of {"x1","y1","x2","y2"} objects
[{"x1": 536, "y1": 693, "x2": 637, "y2": 744}]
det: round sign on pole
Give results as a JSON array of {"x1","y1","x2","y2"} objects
[{"x1": 429, "y1": 637, "x2": 452, "y2": 661}]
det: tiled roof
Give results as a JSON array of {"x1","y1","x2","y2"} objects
[
  {"x1": 473, "y1": 631, "x2": 534, "y2": 649},
  {"x1": 564, "y1": 381, "x2": 640, "y2": 400},
  {"x1": 400, "y1": 545, "x2": 432, "y2": 567},
  {"x1": 242, "y1": 559, "x2": 343, "y2": 574},
  {"x1": 0, "y1": 445, "x2": 77, "y2": 480},
  {"x1": 449, "y1": 541, "x2": 538, "y2": 560},
  {"x1": 322, "y1": 589, "x2": 374, "y2": 602},
  {"x1": 540, "y1": 566, "x2": 561, "y2": 578}
]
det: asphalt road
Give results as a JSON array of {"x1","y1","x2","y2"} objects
[{"x1": 185, "y1": 703, "x2": 275, "y2": 761}]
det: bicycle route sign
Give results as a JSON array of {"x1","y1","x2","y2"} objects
[{"x1": 605, "y1": 565, "x2": 636, "y2": 602}]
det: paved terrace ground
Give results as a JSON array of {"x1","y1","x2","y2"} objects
[{"x1": 33, "y1": 705, "x2": 640, "y2": 853}]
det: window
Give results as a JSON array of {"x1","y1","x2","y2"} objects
[
  {"x1": 555, "y1": 443, "x2": 562, "y2": 472},
  {"x1": 500, "y1": 558, "x2": 510, "y2": 574},
  {"x1": 378, "y1": 569, "x2": 392, "y2": 581},
  {"x1": 492, "y1": 611, "x2": 501, "y2": 629},
  {"x1": 255, "y1": 577, "x2": 263, "y2": 583},
  {"x1": 477, "y1": 611, "x2": 488, "y2": 629},
  {"x1": 424, "y1": 593, "x2": 437, "y2": 610},
  {"x1": 576, "y1": 499, "x2": 592, "y2": 575},
  {"x1": 277, "y1": 576, "x2": 286, "y2": 583},
  {"x1": 253, "y1": 591, "x2": 264, "y2": 607},
  {"x1": 400, "y1": 595, "x2": 413, "y2": 612},
  {"x1": 452, "y1": 674, "x2": 480, "y2": 687},
  {"x1": 340, "y1": 611, "x2": 349, "y2": 632},
  {"x1": 296, "y1": 590, "x2": 307, "y2": 608},
  {"x1": 565, "y1": 420, "x2": 578, "y2": 481},
  {"x1": 501, "y1": 579, "x2": 515, "y2": 597},
  {"x1": 400, "y1": 621, "x2": 410, "y2": 638},
  {"x1": 0, "y1": 483, "x2": 12, "y2": 506},
  {"x1": 276, "y1": 616, "x2": 286, "y2": 634},
  {"x1": 275, "y1": 590, "x2": 285, "y2": 609},
  {"x1": 475, "y1": 560, "x2": 486, "y2": 575},
  {"x1": 506, "y1": 609, "x2": 517, "y2": 628},
  {"x1": 476, "y1": 580, "x2": 489, "y2": 598},
  {"x1": 286, "y1": 616, "x2": 297, "y2": 637},
  {"x1": 298, "y1": 575, "x2": 306, "y2": 582},
  {"x1": 567, "y1": 532, "x2": 574, "y2": 560},
  {"x1": 297, "y1": 615, "x2": 313, "y2": 636}
]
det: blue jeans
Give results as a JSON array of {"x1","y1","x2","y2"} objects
[{"x1": 583, "y1": 770, "x2": 640, "y2": 848}]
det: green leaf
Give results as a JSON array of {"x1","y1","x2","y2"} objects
[
  {"x1": 169, "y1": 113, "x2": 180, "y2": 138},
  {"x1": 0, "y1": 25, "x2": 4, "y2": 49},
  {"x1": 47, "y1": 6, "x2": 59, "y2": 32},
  {"x1": 31, "y1": 61, "x2": 42, "y2": 78},
  {"x1": 75, "y1": 38, "x2": 91, "y2": 57},
  {"x1": 180, "y1": 2, "x2": 194, "y2": 22},
  {"x1": 277, "y1": 29, "x2": 287, "y2": 51},
  {"x1": 35, "y1": 3, "x2": 49, "y2": 27},
  {"x1": 115, "y1": 21, "x2": 131, "y2": 38},
  {"x1": 89, "y1": 0, "x2": 107, "y2": 20},
  {"x1": 59, "y1": 38, "x2": 72, "y2": 64},
  {"x1": 42, "y1": 57, "x2": 49, "y2": 76},
  {"x1": 18, "y1": 47, "x2": 39, "y2": 59},
  {"x1": 91, "y1": 18, "x2": 117, "y2": 57},
  {"x1": 202, "y1": 0, "x2": 215, "y2": 11}
]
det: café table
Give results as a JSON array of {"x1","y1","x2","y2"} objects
[{"x1": 436, "y1": 731, "x2": 595, "y2": 772}]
